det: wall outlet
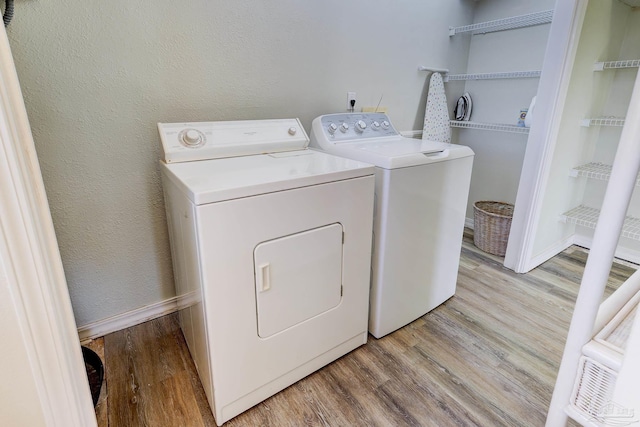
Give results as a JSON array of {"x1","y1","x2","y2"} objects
[
  {"x1": 347, "y1": 92, "x2": 356, "y2": 112},
  {"x1": 361, "y1": 106, "x2": 388, "y2": 113}
]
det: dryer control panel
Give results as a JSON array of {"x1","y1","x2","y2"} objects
[
  {"x1": 158, "y1": 118, "x2": 309, "y2": 163},
  {"x1": 318, "y1": 113, "x2": 399, "y2": 143}
]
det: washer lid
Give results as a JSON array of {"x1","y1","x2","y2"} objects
[
  {"x1": 328, "y1": 138, "x2": 473, "y2": 169},
  {"x1": 158, "y1": 118, "x2": 309, "y2": 164},
  {"x1": 161, "y1": 149, "x2": 374, "y2": 205}
]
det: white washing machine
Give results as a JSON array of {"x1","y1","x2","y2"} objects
[
  {"x1": 310, "y1": 113, "x2": 474, "y2": 339},
  {"x1": 158, "y1": 118, "x2": 375, "y2": 425}
]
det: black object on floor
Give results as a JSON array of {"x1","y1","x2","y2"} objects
[{"x1": 82, "y1": 346, "x2": 104, "y2": 407}]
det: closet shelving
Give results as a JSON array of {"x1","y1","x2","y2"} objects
[
  {"x1": 563, "y1": 59, "x2": 640, "y2": 249},
  {"x1": 594, "y1": 59, "x2": 640, "y2": 71},
  {"x1": 569, "y1": 162, "x2": 640, "y2": 185},
  {"x1": 448, "y1": 10, "x2": 553, "y2": 36},
  {"x1": 443, "y1": 70, "x2": 541, "y2": 82},
  {"x1": 560, "y1": 205, "x2": 640, "y2": 241},
  {"x1": 447, "y1": 10, "x2": 552, "y2": 135},
  {"x1": 449, "y1": 121, "x2": 529, "y2": 134},
  {"x1": 580, "y1": 117, "x2": 626, "y2": 127}
]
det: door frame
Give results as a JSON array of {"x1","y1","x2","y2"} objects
[{"x1": 0, "y1": 26, "x2": 97, "y2": 427}]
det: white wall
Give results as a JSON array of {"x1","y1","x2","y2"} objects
[
  {"x1": 452, "y1": 0, "x2": 555, "y2": 219},
  {"x1": 6, "y1": 0, "x2": 475, "y2": 327}
]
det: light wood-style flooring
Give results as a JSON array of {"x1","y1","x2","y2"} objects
[{"x1": 88, "y1": 230, "x2": 636, "y2": 426}]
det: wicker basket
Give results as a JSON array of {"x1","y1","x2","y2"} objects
[{"x1": 473, "y1": 201, "x2": 514, "y2": 256}]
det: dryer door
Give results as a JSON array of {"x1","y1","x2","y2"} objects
[{"x1": 254, "y1": 223, "x2": 343, "y2": 338}]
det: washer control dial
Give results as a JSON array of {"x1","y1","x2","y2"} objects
[
  {"x1": 179, "y1": 129, "x2": 206, "y2": 148},
  {"x1": 381, "y1": 120, "x2": 390, "y2": 129},
  {"x1": 372, "y1": 121, "x2": 380, "y2": 130},
  {"x1": 288, "y1": 127, "x2": 297, "y2": 136},
  {"x1": 355, "y1": 120, "x2": 367, "y2": 133},
  {"x1": 327, "y1": 123, "x2": 338, "y2": 134},
  {"x1": 340, "y1": 122, "x2": 349, "y2": 133}
]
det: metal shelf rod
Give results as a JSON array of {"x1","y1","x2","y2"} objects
[
  {"x1": 449, "y1": 10, "x2": 553, "y2": 36},
  {"x1": 449, "y1": 121, "x2": 530, "y2": 134},
  {"x1": 443, "y1": 70, "x2": 541, "y2": 82},
  {"x1": 593, "y1": 59, "x2": 640, "y2": 72},
  {"x1": 581, "y1": 117, "x2": 626, "y2": 127},
  {"x1": 417, "y1": 66, "x2": 450, "y2": 74}
]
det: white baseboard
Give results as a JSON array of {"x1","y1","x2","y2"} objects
[
  {"x1": 573, "y1": 235, "x2": 640, "y2": 267},
  {"x1": 78, "y1": 296, "x2": 178, "y2": 343},
  {"x1": 465, "y1": 217, "x2": 474, "y2": 230}
]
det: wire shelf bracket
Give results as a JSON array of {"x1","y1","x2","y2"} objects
[
  {"x1": 449, "y1": 10, "x2": 553, "y2": 36},
  {"x1": 581, "y1": 117, "x2": 626, "y2": 127},
  {"x1": 560, "y1": 205, "x2": 640, "y2": 241},
  {"x1": 449, "y1": 121, "x2": 530, "y2": 134},
  {"x1": 593, "y1": 59, "x2": 640, "y2": 72},
  {"x1": 443, "y1": 70, "x2": 541, "y2": 82}
]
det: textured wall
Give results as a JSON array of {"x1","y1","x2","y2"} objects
[{"x1": 6, "y1": 0, "x2": 474, "y2": 327}]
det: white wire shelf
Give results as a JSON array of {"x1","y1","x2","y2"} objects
[
  {"x1": 593, "y1": 59, "x2": 640, "y2": 71},
  {"x1": 443, "y1": 70, "x2": 541, "y2": 82},
  {"x1": 581, "y1": 117, "x2": 626, "y2": 127},
  {"x1": 569, "y1": 162, "x2": 640, "y2": 186},
  {"x1": 560, "y1": 205, "x2": 640, "y2": 241},
  {"x1": 449, "y1": 10, "x2": 553, "y2": 36},
  {"x1": 449, "y1": 121, "x2": 530, "y2": 134}
]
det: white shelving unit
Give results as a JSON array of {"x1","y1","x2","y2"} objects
[
  {"x1": 449, "y1": 121, "x2": 530, "y2": 134},
  {"x1": 570, "y1": 162, "x2": 640, "y2": 186},
  {"x1": 449, "y1": 10, "x2": 553, "y2": 36},
  {"x1": 560, "y1": 205, "x2": 640, "y2": 241},
  {"x1": 443, "y1": 70, "x2": 541, "y2": 82},
  {"x1": 580, "y1": 117, "x2": 626, "y2": 127},
  {"x1": 447, "y1": 11, "x2": 550, "y2": 136},
  {"x1": 594, "y1": 59, "x2": 640, "y2": 71}
]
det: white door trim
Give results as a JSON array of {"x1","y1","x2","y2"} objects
[
  {"x1": 0, "y1": 26, "x2": 96, "y2": 427},
  {"x1": 504, "y1": 0, "x2": 589, "y2": 273}
]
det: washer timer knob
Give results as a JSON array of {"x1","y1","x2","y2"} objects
[
  {"x1": 288, "y1": 127, "x2": 297, "y2": 136},
  {"x1": 355, "y1": 120, "x2": 367, "y2": 133},
  {"x1": 372, "y1": 121, "x2": 380, "y2": 130},
  {"x1": 381, "y1": 120, "x2": 390, "y2": 129},
  {"x1": 180, "y1": 129, "x2": 205, "y2": 147},
  {"x1": 340, "y1": 122, "x2": 349, "y2": 133},
  {"x1": 327, "y1": 123, "x2": 338, "y2": 135}
]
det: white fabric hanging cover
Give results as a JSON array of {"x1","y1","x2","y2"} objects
[{"x1": 422, "y1": 72, "x2": 451, "y2": 144}]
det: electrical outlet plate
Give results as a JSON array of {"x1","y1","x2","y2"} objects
[{"x1": 347, "y1": 92, "x2": 356, "y2": 111}]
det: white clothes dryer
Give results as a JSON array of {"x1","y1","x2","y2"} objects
[
  {"x1": 158, "y1": 118, "x2": 375, "y2": 425},
  {"x1": 310, "y1": 113, "x2": 474, "y2": 339}
]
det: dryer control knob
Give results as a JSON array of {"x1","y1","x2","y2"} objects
[
  {"x1": 327, "y1": 123, "x2": 338, "y2": 134},
  {"x1": 180, "y1": 129, "x2": 205, "y2": 147},
  {"x1": 288, "y1": 127, "x2": 297, "y2": 136},
  {"x1": 372, "y1": 121, "x2": 380, "y2": 130},
  {"x1": 340, "y1": 122, "x2": 349, "y2": 133},
  {"x1": 355, "y1": 120, "x2": 367, "y2": 133},
  {"x1": 381, "y1": 120, "x2": 390, "y2": 129}
]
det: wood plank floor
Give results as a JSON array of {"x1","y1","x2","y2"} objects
[{"x1": 95, "y1": 230, "x2": 636, "y2": 426}]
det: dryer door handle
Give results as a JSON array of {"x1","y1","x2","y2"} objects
[{"x1": 257, "y1": 263, "x2": 271, "y2": 292}]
